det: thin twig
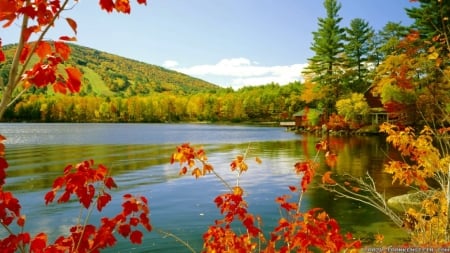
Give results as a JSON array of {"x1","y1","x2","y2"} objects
[{"x1": 156, "y1": 229, "x2": 197, "y2": 253}]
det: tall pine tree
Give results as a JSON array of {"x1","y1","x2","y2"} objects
[
  {"x1": 376, "y1": 22, "x2": 410, "y2": 60},
  {"x1": 343, "y1": 18, "x2": 374, "y2": 93},
  {"x1": 406, "y1": 0, "x2": 450, "y2": 44},
  {"x1": 303, "y1": 0, "x2": 345, "y2": 114}
]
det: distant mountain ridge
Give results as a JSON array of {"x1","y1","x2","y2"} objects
[{"x1": 1, "y1": 43, "x2": 221, "y2": 97}]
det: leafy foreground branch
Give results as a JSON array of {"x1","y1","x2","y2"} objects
[
  {"x1": 320, "y1": 170, "x2": 404, "y2": 228},
  {"x1": 0, "y1": 135, "x2": 151, "y2": 252},
  {"x1": 3, "y1": 123, "x2": 448, "y2": 252},
  {"x1": 320, "y1": 122, "x2": 450, "y2": 247},
  {"x1": 0, "y1": 130, "x2": 362, "y2": 253},
  {"x1": 171, "y1": 142, "x2": 361, "y2": 252}
]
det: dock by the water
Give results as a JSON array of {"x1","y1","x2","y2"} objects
[{"x1": 279, "y1": 121, "x2": 295, "y2": 127}]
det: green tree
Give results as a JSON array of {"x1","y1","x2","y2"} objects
[
  {"x1": 302, "y1": 0, "x2": 346, "y2": 114},
  {"x1": 344, "y1": 18, "x2": 375, "y2": 93},
  {"x1": 375, "y1": 22, "x2": 410, "y2": 61},
  {"x1": 406, "y1": 0, "x2": 450, "y2": 50},
  {"x1": 406, "y1": 0, "x2": 450, "y2": 124}
]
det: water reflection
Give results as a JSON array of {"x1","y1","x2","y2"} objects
[
  {"x1": 298, "y1": 134, "x2": 410, "y2": 244},
  {"x1": 5, "y1": 144, "x2": 178, "y2": 191},
  {"x1": 0, "y1": 124, "x2": 412, "y2": 250}
]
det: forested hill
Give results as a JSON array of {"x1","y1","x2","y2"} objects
[
  {"x1": 1, "y1": 42, "x2": 305, "y2": 123},
  {"x1": 1, "y1": 43, "x2": 221, "y2": 97}
]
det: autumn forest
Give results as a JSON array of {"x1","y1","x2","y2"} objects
[
  {"x1": 0, "y1": 0, "x2": 446, "y2": 127},
  {"x1": 0, "y1": 0, "x2": 450, "y2": 252},
  {"x1": 0, "y1": 43, "x2": 304, "y2": 123}
]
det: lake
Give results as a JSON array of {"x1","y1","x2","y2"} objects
[{"x1": 0, "y1": 123, "x2": 409, "y2": 252}]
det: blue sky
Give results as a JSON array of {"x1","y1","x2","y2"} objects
[{"x1": 2, "y1": 0, "x2": 418, "y2": 89}]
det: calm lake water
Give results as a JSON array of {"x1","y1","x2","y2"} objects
[{"x1": 0, "y1": 123, "x2": 409, "y2": 252}]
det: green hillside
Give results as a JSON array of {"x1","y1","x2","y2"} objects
[
  {"x1": 0, "y1": 42, "x2": 305, "y2": 124},
  {"x1": 0, "y1": 43, "x2": 221, "y2": 97}
]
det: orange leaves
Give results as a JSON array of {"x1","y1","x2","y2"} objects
[
  {"x1": 316, "y1": 140, "x2": 338, "y2": 168},
  {"x1": 36, "y1": 41, "x2": 52, "y2": 59},
  {"x1": 322, "y1": 171, "x2": 336, "y2": 185},
  {"x1": 41, "y1": 163, "x2": 151, "y2": 252},
  {"x1": 115, "y1": 0, "x2": 132, "y2": 13},
  {"x1": 171, "y1": 143, "x2": 363, "y2": 252},
  {"x1": 374, "y1": 233, "x2": 384, "y2": 244},
  {"x1": 325, "y1": 151, "x2": 338, "y2": 168},
  {"x1": 54, "y1": 41, "x2": 71, "y2": 60},
  {"x1": 30, "y1": 233, "x2": 48, "y2": 252},
  {"x1": 51, "y1": 66, "x2": 82, "y2": 94},
  {"x1": 214, "y1": 192, "x2": 248, "y2": 222},
  {"x1": 65, "y1": 17, "x2": 77, "y2": 35},
  {"x1": 19, "y1": 41, "x2": 83, "y2": 94},
  {"x1": 270, "y1": 207, "x2": 362, "y2": 252},
  {"x1": 171, "y1": 143, "x2": 213, "y2": 179},
  {"x1": 233, "y1": 186, "x2": 244, "y2": 196},
  {"x1": 380, "y1": 122, "x2": 440, "y2": 190},
  {"x1": 294, "y1": 160, "x2": 316, "y2": 192},
  {"x1": 99, "y1": 0, "x2": 147, "y2": 13},
  {"x1": 45, "y1": 160, "x2": 117, "y2": 209},
  {"x1": 119, "y1": 194, "x2": 152, "y2": 233},
  {"x1": 174, "y1": 144, "x2": 265, "y2": 252},
  {"x1": 0, "y1": 135, "x2": 24, "y2": 234},
  {"x1": 0, "y1": 136, "x2": 31, "y2": 252},
  {"x1": 0, "y1": 0, "x2": 152, "y2": 249},
  {"x1": 205, "y1": 191, "x2": 262, "y2": 252},
  {"x1": 64, "y1": 66, "x2": 82, "y2": 92},
  {"x1": 97, "y1": 192, "x2": 112, "y2": 212},
  {"x1": 100, "y1": 0, "x2": 116, "y2": 12},
  {"x1": 343, "y1": 181, "x2": 361, "y2": 193},
  {"x1": 130, "y1": 230, "x2": 143, "y2": 244},
  {"x1": 203, "y1": 225, "x2": 258, "y2": 253},
  {"x1": 1, "y1": 0, "x2": 148, "y2": 105},
  {"x1": 271, "y1": 140, "x2": 360, "y2": 251},
  {"x1": 191, "y1": 167, "x2": 202, "y2": 179},
  {"x1": 275, "y1": 194, "x2": 298, "y2": 212},
  {"x1": 230, "y1": 154, "x2": 248, "y2": 174},
  {"x1": 315, "y1": 139, "x2": 328, "y2": 151},
  {"x1": 0, "y1": 191, "x2": 22, "y2": 226},
  {"x1": 172, "y1": 143, "x2": 220, "y2": 179},
  {"x1": 0, "y1": 0, "x2": 20, "y2": 28},
  {"x1": 24, "y1": 61, "x2": 57, "y2": 88}
]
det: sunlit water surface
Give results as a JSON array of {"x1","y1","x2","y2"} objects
[{"x1": 0, "y1": 123, "x2": 409, "y2": 252}]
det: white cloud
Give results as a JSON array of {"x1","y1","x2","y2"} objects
[
  {"x1": 162, "y1": 60, "x2": 179, "y2": 68},
  {"x1": 163, "y1": 57, "x2": 307, "y2": 89}
]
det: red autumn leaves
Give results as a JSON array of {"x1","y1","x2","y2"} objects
[
  {"x1": 19, "y1": 41, "x2": 82, "y2": 95},
  {"x1": 171, "y1": 143, "x2": 214, "y2": 179},
  {"x1": 0, "y1": 0, "x2": 147, "y2": 27},
  {"x1": 0, "y1": 0, "x2": 147, "y2": 96},
  {"x1": 42, "y1": 160, "x2": 152, "y2": 250},
  {"x1": 171, "y1": 142, "x2": 362, "y2": 252},
  {"x1": 100, "y1": 0, "x2": 147, "y2": 14},
  {"x1": 44, "y1": 160, "x2": 116, "y2": 209},
  {"x1": 0, "y1": 135, "x2": 151, "y2": 252}
]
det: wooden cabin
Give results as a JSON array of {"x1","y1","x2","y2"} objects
[
  {"x1": 292, "y1": 108, "x2": 325, "y2": 128},
  {"x1": 364, "y1": 85, "x2": 389, "y2": 125}
]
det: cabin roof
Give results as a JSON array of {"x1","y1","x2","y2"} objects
[{"x1": 364, "y1": 85, "x2": 384, "y2": 109}]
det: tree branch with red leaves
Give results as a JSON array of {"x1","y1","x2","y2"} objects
[{"x1": 0, "y1": 0, "x2": 147, "y2": 120}]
